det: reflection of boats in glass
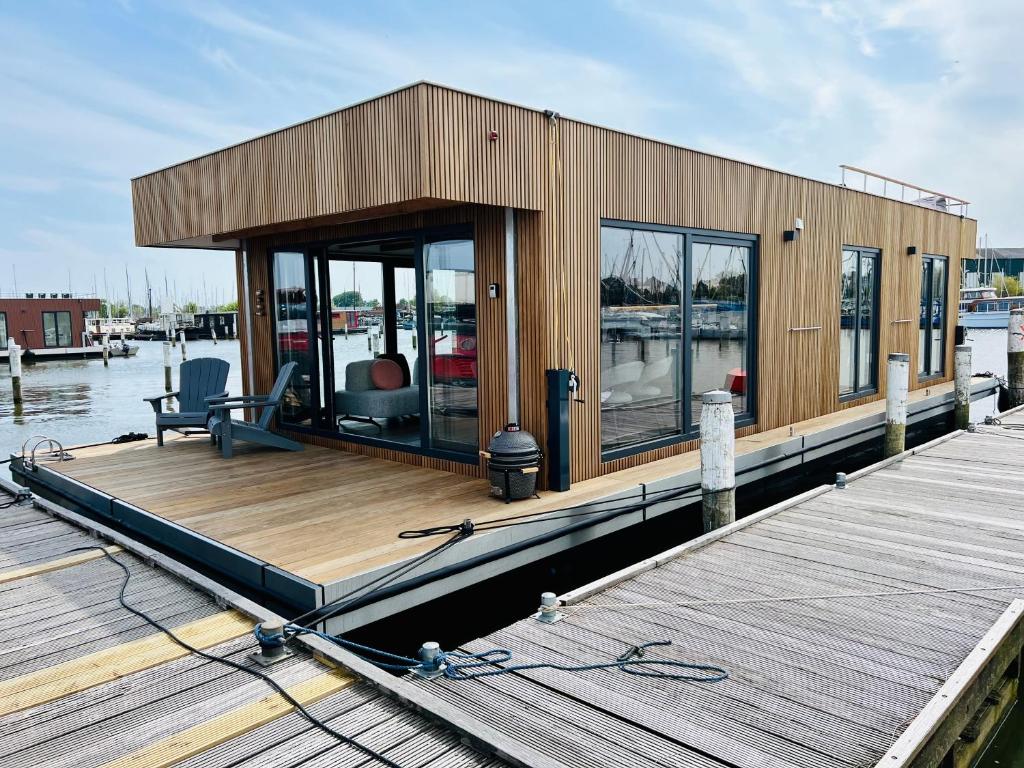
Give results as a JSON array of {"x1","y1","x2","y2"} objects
[{"x1": 691, "y1": 303, "x2": 746, "y2": 340}]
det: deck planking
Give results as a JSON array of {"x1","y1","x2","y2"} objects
[
  {"x1": 29, "y1": 378, "x2": 968, "y2": 589},
  {"x1": 406, "y1": 414, "x2": 1024, "y2": 768},
  {"x1": 0, "y1": 488, "x2": 503, "y2": 768}
]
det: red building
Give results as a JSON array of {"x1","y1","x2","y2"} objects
[{"x1": 0, "y1": 297, "x2": 102, "y2": 351}]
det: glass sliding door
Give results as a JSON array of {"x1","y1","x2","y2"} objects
[
  {"x1": 839, "y1": 247, "x2": 879, "y2": 398},
  {"x1": 272, "y1": 250, "x2": 319, "y2": 426},
  {"x1": 422, "y1": 235, "x2": 478, "y2": 454},
  {"x1": 42, "y1": 311, "x2": 72, "y2": 347},
  {"x1": 690, "y1": 240, "x2": 751, "y2": 423},
  {"x1": 919, "y1": 255, "x2": 947, "y2": 378}
]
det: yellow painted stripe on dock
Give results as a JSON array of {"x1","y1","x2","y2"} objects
[
  {"x1": 0, "y1": 610, "x2": 253, "y2": 716},
  {"x1": 98, "y1": 670, "x2": 352, "y2": 768},
  {"x1": 0, "y1": 545, "x2": 123, "y2": 585}
]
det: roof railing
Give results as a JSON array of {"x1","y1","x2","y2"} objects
[{"x1": 839, "y1": 165, "x2": 970, "y2": 217}]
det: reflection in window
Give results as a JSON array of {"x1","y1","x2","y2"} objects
[
  {"x1": 600, "y1": 227, "x2": 683, "y2": 452},
  {"x1": 273, "y1": 251, "x2": 314, "y2": 425},
  {"x1": 839, "y1": 247, "x2": 879, "y2": 398},
  {"x1": 0, "y1": 313, "x2": 7, "y2": 349},
  {"x1": 42, "y1": 311, "x2": 72, "y2": 348},
  {"x1": 919, "y1": 255, "x2": 947, "y2": 377},
  {"x1": 691, "y1": 241, "x2": 751, "y2": 423},
  {"x1": 424, "y1": 237, "x2": 478, "y2": 454}
]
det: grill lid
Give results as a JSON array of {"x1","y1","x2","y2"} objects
[{"x1": 487, "y1": 423, "x2": 540, "y2": 458}]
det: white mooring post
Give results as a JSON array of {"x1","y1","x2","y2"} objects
[
  {"x1": 179, "y1": 331, "x2": 187, "y2": 361},
  {"x1": 954, "y1": 344, "x2": 972, "y2": 430},
  {"x1": 169, "y1": 320, "x2": 176, "y2": 346},
  {"x1": 102, "y1": 334, "x2": 110, "y2": 367},
  {"x1": 371, "y1": 331, "x2": 380, "y2": 356},
  {"x1": 210, "y1": 324, "x2": 218, "y2": 344},
  {"x1": 8, "y1": 339, "x2": 22, "y2": 405},
  {"x1": 700, "y1": 390, "x2": 735, "y2": 533},
  {"x1": 884, "y1": 352, "x2": 910, "y2": 458},
  {"x1": 1008, "y1": 308, "x2": 1024, "y2": 407},
  {"x1": 162, "y1": 341, "x2": 172, "y2": 392}
]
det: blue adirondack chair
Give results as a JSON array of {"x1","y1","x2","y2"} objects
[
  {"x1": 206, "y1": 361, "x2": 304, "y2": 458},
  {"x1": 144, "y1": 358, "x2": 230, "y2": 446}
]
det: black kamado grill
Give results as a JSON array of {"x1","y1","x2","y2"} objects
[{"x1": 484, "y1": 423, "x2": 542, "y2": 502}]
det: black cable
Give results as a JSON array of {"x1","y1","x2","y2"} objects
[
  {"x1": 287, "y1": 529, "x2": 472, "y2": 628},
  {"x1": 74, "y1": 546, "x2": 404, "y2": 768}
]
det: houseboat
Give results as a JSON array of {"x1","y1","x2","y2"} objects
[
  {"x1": 0, "y1": 295, "x2": 128, "y2": 362},
  {"x1": 88, "y1": 315, "x2": 137, "y2": 340},
  {"x1": 960, "y1": 294, "x2": 1024, "y2": 328},
  {"x1": 194, "y1": 310, "x2": 237, "y2": 339},
  {"x1": 12, "y1": 82, "x2": 988, "y2": 631}
]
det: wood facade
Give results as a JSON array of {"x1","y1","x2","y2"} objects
[{"x1": 132, "y1": 82, "x2": 976, "y2": 486}]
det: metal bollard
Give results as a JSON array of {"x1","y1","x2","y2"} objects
[
  {"x1": 412, "y1": 641, "x2": 446, "y2": 679},
  {"x1": 534, "y1": 591, "x2": 564, "y2": 624}
]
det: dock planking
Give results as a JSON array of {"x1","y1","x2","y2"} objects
[
  {"x1": 0, "y1": 488, "x2": 504, "y2": 768},
  {"x1": 407, "y1": 414, "x2": 1024, "y2": 768}
]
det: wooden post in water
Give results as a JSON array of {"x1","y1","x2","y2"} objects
[
  {"x1": 179, "y1": 331, "x2": 187, "y2": 361},
  {"x1": 1008, "y1": 308, "x2": 1024, "y2": 407},
  {"x1": 102, "y1": 335, "x2": 109, "y2": 367},
  {"x1": 162, "y1": 341, "x2": 172, "y2": 392},
  {"x1": 700, "y1": 390, "x2": 735, "y2": 532},
  {"x1": 169, "y1": 319, "x2": 176, "y2": 346},
  {"x1": 210, "y1": 324, "x2": 218, "y2": 344},
  {"x1": 954, "y1": 344, "x2": 972, "y2": 430},
  {"x1": 884, "y1": 352, "x2": 909, "y2": 457},
  {"x1": 8, "y1": 339, "x2": 22, "y2": 405}
]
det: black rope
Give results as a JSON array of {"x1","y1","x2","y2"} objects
[
  {"x1": 398, "y1": 480, "x2": 702, "y2": 539},
  {"x1": 287, "y1": 528, "x2": 473, "y2": 628},
  {"x1": 75, "y1": 546, "x2": 404, "y2": 768}
]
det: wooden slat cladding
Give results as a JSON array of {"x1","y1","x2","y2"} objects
[
  {"x1": 132, "y1": 84, "x2": 546, "y2": 247},
  {"x1": 540, "y1": 117, "x2": 975, "y2": 482},
  {"x1": 243, "y1": 205, "x2": 507, "y2": 478}
]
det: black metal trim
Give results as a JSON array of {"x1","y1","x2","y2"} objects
[
  {"x1": 597, "y1": 219, "x2": 759, "y2": 462},
  {"x1": 839, "y1": 245, "x2": 882, "y2": 400}
]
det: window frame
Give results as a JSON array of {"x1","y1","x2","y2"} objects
[
  {"x1": 838, "y1": 245, "x2": 882, "y2": 402},
  {"x1": 919, "y1": 254, "x2": 949, "y2": 381},
  {"x1": 0, "y1": 312, "x2": 7, "y2": 349},
  {"x1": 599, "y1": 219, "x2": 758, "y2": 462},
  {"x1": 268, "y1": 222, "x2": 479, "y2": 466},
  {"x1": 41, "y1": 310, "x2": 72, "y2": 348}
]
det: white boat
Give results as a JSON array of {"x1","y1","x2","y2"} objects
[
  {"x1": 959, "y1": 288, "x2": 1024, "y2": 328},
  {"x1": 89, "y1": 316, "x2": 138, "y2": 340}
]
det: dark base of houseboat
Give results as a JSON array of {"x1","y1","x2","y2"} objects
[{"x1": 10, "y1": 379, "x2": 1000, "y2": 636}]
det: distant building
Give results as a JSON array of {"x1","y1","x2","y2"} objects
[
  {"x1": 0, "y1": 296, "x2": 102, "y2": 351},
  {"x1": 963, "y1": 247, "x2": 1024, "y2": 288}
]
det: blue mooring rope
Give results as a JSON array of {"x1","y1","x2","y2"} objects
[{"x1": 256, "y1": 625, "x2": 729, "y2": 682}]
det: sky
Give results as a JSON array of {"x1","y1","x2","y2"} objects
[{"x1": 1, "y1": 0, "x2": 1021, "y2": 307}]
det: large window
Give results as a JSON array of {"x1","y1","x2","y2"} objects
[
  {"x1": 0, "y1": 313, "x2": 7, "y2": 349},
  {"x1": 919, "y1": 255, "x2": 947, "y2": 378},
  {"x1": 270, "y1": 226, "x2": 478, "y2": 461},
  {"x1": 839, "y1": 247, "x2": 880, "y2": 399},
  {"x1": 41, "y1": 311, "x2": 72, "y2": 348},
  {"x1": 600, "y1": 222, "x2": 756, "y2": 456}
]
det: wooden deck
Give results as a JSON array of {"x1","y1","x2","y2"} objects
[
  {"x1": 11, "y1": 377, "x2": 996, "y2": 628},
  {"x1": 411, "y1": 412, "x2": 1024, "y2": 767},
  {"x1": 0, "y1": 486, "x2": 504, "y2": 768}
]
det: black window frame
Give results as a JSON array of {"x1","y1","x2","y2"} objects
[
  {"x1": 919, "y1": 254, "x2": 948, "y2": 380},
  {"x1": 41, "y1": 311, "x2": 72, "y2": 348},
  {"x1": 268, "y1": 222, "x2": 479, "y2": 466},
  {"x1": 0, "y1": 312, "x2": 7, "y2": 350},
  {"x1": 600, "y1": 219, "x2": 758, "y2": 462},
  {"x1": 838, "y1": 245, "x2": 882, "y2": 402}
]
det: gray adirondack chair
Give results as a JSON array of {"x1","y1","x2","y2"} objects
[
  {"x1": 206, "y1": 362, "x2": 304, "y2": 458},
  {"x1": 144, "y1": 358, "x2": 230, "y2": 446}
]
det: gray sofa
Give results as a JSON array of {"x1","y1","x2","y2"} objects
[{"x1": 334, "y1": 358, "x2": 419, "y2": 430}]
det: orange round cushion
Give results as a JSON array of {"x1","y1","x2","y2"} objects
[{"x1": 370, "y1": 358, "x2": 403, "y2": 390}]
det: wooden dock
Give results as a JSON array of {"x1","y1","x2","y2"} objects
[
  {"x1": 10, "y1": 377, "x2": 998, "y2": 632},
  {"x1": 406, "y1": 412, "x2": 1024, "y2": 767},
  {"x1": 0, "y1": 484, "x2": 509, "y2": 768}
]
